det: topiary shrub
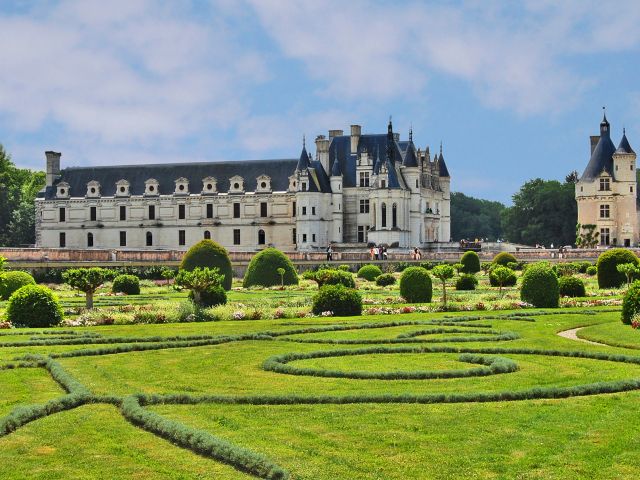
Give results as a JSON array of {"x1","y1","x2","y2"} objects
[
  {"x1": 180, "y1": 240, "x2": 233, "y2": 290},
  {"x1": 111, "y1": 274, "x2": 140, "y2": 295},
  {"x1": 312, "y1": 285, "x2": 362, "y2": 316},
  {"x1": 460, "y1": 251, "x2": 480, "y2": 274},
  {"x1": 338, "y1": 265, "x2": 351, "y2": 272},
  {"x1": 489, "y1": 268, "x2": 517, "y2": 287},
  {"x1": 586, "y1": 265, "x2": 597, "y2": 276},
  {"x1": 399, "y1": 267, "x2": 432, "y2": 303},
  {"x1": 596, "y1": 248, "x2": 639, "y2": 289},
  {"x1": 0, "y1": 271, "x2": 36, "y2": 300},
  {"x1": 520, "y1": 262, "x2": 559, "y2": 308},
  {"x1": 6, "y1": 284, "x2": 63, "y2": 327},
  {"x1": 188, "y1": 285, "x2": 227, "y2": 308},
  {"x1": 242, "y1": 248, "x2": 298, "y2": 288},
  {"x1": 455, "y1": 274, "x2": 478, "y2": 291},
  {"x1": 493, "y1": 252, "x2": 517, "y2": 266},
  {"x1": 375, "y1": 273, "x2": 396, "y2": 286},
  {"x1": 622, "y1": 281, "x2": 640, "y2": 324},
  {"x1": 313, "y1": 269, "x2": 356, "y2": 288},
  {"x1": 357, "y1": 264, "x2": 383, "y2": 281},
  {"x1": 558, "y1": 276, "x2": 586, "y2": 298}
]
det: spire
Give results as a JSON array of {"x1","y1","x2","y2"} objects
[
  {"x1": 438, "y1": 143, "x2": 450, "y2": 177},
  {"x1": 296, "y1": 137, "x2": 310, "y2": 171},
  {"x1": 402, "y1": 143, "x2": 418, "y2": 167},
  {"x1": 409, "y1": 123, "x2": 413, "y2": 142},
  {"x1": 386, "y1": 117, "x2": 395, "y2": 164},
  {"x1": 617, "y1": 127, "x2": 636, "y2": 154},
  {"x1": 600, "y1": 106, "x2": 610, "y2": 137}
]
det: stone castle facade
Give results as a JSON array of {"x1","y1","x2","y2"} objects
[
  {"x1": 35, "y1": 120, "x2": 451, "y2": 251},
  {"x1": 575, "y1": 113, "x2": 637, "y2": 246}
]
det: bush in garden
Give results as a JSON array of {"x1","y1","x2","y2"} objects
[
  {"x1": 617, "y1": 263, "x2": 640, "y2": 287},
  {"x1": 506, "y1": 262, "x2": 519, "y2": 271},
  {"x1": 520, "y1": 262, "x2": 559, "y2": 308},
  {"x1": 394, "y1": 262, "x2": 410, "y2": 272},
  {"x1": 558, "y1": 276, "x2": 586, "y2": 298},
  {"x1": 574, "y1": 261, "x2": 593, "y2": 274},
  {"x1": 596, "y1": 248, "x2": 639, "y2": 289},
  {"x1": 431, "y1": 264, "x2": 456, "y2": 307},
  {"x1": 455, "y1": 274, "x2": 478, "y2": 291},
  {"x1": 586, "y1": 265, "x2": 597, "y2": 276},
  {"x1": 6, "y1": 284, "x2": 63, "y2": 328},
  {"x1": 420, "y1": 261, "x2": 436, "y2": 270},
  {"x1": 243, "y1": 248, "x2": 298, "y2": 288},
  {"x1": 111, "y1": 274, "x2": 140, "y2": 295},
  {"x1": 313, "y1": 269, "x2": 355, "y2": 288},
  {"x1": 357, "y1": 264, "x2": 383, "y2": 281},
  {"x1": 492, "y1": 252, "x2": 517, "y2": 266},
  {"x1": 175, "y1": 267, "x2": 224, "y2": 307},
  {"x1": 180, "y1": 240, "x2": 233, "y2": 290},
  {"x1": 0, "y1": 271, "x2": 36, "y2": 300},
  {"x1": 555, "y1": 263, "x2": 578, "y2": 277},
  {"x1": 460, "y1": 251, "x2": 480, "y2": 274},
  {"x1": 188, "y1": 285, "x2": 227, "y2": 308},
  {"x1": 400, "y1": 267, "x2": 432, "y2": 303},
  {"x1": 63, "y1": 268, "x2": 113, "y2": 309},
  {"x1": 480, "y1": 262, "x2": 492, "y2": 274},
  {"x1": 622, "y1": 281, "x2": 640, "y2": 324},
  {"x1": 489, "y1": 267, "x2": 517, "y2": 287},
  {"x1": 338, "y1": 264, "x2": 351, "y2": 272},
  {"x1": 312, "y1": 285, "x2": 362, "y2": 316},
  {"x1": 375, "y1": 273, "x2": 396, "y2": 286}
]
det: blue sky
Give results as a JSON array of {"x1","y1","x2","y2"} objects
[{"x1": 0, "y1": 0, "x2": 639, "y2": 204}]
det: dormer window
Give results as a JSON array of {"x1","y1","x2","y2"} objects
[
  {"x1": 256, "y1": 175, "x2": 271, "y2": 193},
  {"x1": 229, "y1": 175, "x2": 244, "y2": 193},
  {"x1": 174, "y1": 177, "x2": 189, "y2": 195},
  {"x1": 86, "y1": 180, "x2": 101, "y2": 198},
  {"x1": 599, "y1": 178, "x2": 611, "y2": 191},
  {"x1": 56, "y1": 181, "x2": 70, "y2": 198},
  {"x1": 145, "y1": 179, "x2": 159, "y2": 196},
  {"x1": 115, "y1": 179, "x2": 130, "y2": 197},
  {"x1": 202, "y1": 176, "x2": 217, "y2": 194}
]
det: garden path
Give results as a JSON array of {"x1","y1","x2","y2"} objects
[{"x1": 557, "y1": 327, "x2": 608, "y2": 346}]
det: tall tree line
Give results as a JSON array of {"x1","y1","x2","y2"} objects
[{"x1": 0, "y1": 144, "x2": 45, "y2": 247}]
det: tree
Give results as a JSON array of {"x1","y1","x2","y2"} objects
[
  {"x1": 575, "y1": 223, "x2": 599, "y2": 249},
  {"x1": 63, "y1": 268, "x2": 113, "y2": 309},
  {"x1": 431, "y1": 264, "x2": 455, "y2": 308},
  {"x1": 617, "y1": 263, "x2": 639, "y2": 288},
  {"x1": 501, "y1": 178, "x2": 577, "y2": 247},
  {"x1": 450, "y1": 192, "x2": 505, "y2": 241},
  {"x1": 491, "y1": 266, "x2": 514, "y2": 297},
  {"x1": 276, "y1": 268, "x2": 286, "y2": 289},
  {"x1": 174, "y1": 267, "x2": 224, "y2": 306}
]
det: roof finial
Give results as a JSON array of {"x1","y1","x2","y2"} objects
[
  {"x1": 440, "y1": 141, "x2": 443, "y2": 155},
  {"x1": 409, "y1": 123, "x2": 413, "y2": 142},
  {"x1": 303, "y1": 134, "x2": 306, "y2": 148}
]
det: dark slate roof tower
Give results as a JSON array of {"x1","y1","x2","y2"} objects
[
  {"x1": 617, "y1": 128, "x2": 636, "y2": 154},
  {"x1": 438, "y1": 144, "x2": 450, "y2": 177},
  {"x1": 581, "y1": 111, "x2": 617, "y2": 181}
]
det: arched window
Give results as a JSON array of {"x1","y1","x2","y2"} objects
[
  {"x1": 381, "y1": 203, "x2": 387, "y2": 228},
  {"x1": 392, "y1": 203, "x2": 398, "y2": 228},
  {"x1": 258, "y1": 229, "x2": 266, "y2": 245},
  {"x1": 204, "y1": 230, "x2": 211, "y2": 240},
  {"x1": 146, "y1": 231, "x2": 153, "y2": 246},
  {"x1": 87, "y1": 232, "x2": 94, "y2": 247}
]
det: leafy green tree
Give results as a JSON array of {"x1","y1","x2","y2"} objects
[
  {"x1": 174, "y1": 267, "x2": 224, "y2": 306},
  {"x1": 431, "y1": 264, "x2": 455, "y2": 308},
  {"x1": 63, "y1": 268, "x2": 113, "y2": 309},
  {"x1": 575, "y1": 223, "x2": 599, "y2": 249},
  {"x1": 617, "y1": 263, "x2": 639, "y2": 288},
  {"x1": 450, "y1": 192, "x2": 505, "y2": 241},
  {"x1": 491, "y1": 266, "x2": 514, "y2": 297},
  {"x1": 501, "y1": 178, "x2": 577, "y2": 247}
]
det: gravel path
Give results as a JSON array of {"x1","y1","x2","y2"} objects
[{"x1": 557, "y1": 327, "x2": 608, "y2": 346}]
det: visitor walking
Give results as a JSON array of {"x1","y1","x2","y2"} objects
[
  {"x1": 373, "y1": 245, "x2": 379, "y2": 260},
  {"x1": 326, "y1": 245, "x2": 333, "y2": 261}
]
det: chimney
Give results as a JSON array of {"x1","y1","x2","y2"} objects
[
  {"x1": 328, "y1": 129, "x2": 344, "y2": 138},
  {"x1": 315, "y1": 135, "x2": 330, "y2": 173},
  {"x1": 45, "y1": 151, "x2": 61, "y2": 187},
  {"x1": 350, "y1": 125, "x2": 361, "y2": 154}
]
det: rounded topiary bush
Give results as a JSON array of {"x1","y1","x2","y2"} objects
[
  {"x1": 520, "y1": 262, "x2": 559, "y2": 308},
  {"x1": 492, "y1": 252, "x2": 517, "y2": 267},
  {"x1": 0, "y1": 271, "x2": 36, "y2": 300},
  {"x1": 596, "y1": 248, "x2": 639, "y2": 289},
  {"x1": 180, "y1": 240, "x2": 233, "y2": 290},
  {"x1": 6, "y1": 284, "x2": 63, "y2": 327},
  {"x1": 455, "y1": 274, "x2": 478, "y2": 291},
  {"x1": 622, "y1": 281, "x2": 640, "y2": 324},
  {"x1": 313, "y1": 269, "x2": 356, "y2": 288},
  {"x1": 243, "y1": 248, "x2": 298, "y2": 288},
  {"x1": 489, "y1": 268, "x2": 517, "y2": 287},
  {"x1": 357, "y1": 264, "x2": 383, "y2": 281},
  {"x1": 460, "y1": 251, "x2": 481, "y2": 274},
  {"x1": 312, "y1": 285, "x2": 362, "y2": 316},
  {"x1": 558, "y1": 276, "x2": 586, "y2": 298},
  {"x1": 375, "y1": 273, "x2": 396, "y2": 286},
  {"x1": 399, "y1": 267, "x2": 432, "y2": 303},
  {"x1": 586, "y1": 265, "x2": 597, "y2": 276},
  {"x1": 111, "y1": 274, "x2": 140, "y2": 295},
  {"x1": 189, "y1": 285, "x2": 227, "y2": 308},
  {"x1": 338, "y1": 264, "x2": 351, "y2": 272}
]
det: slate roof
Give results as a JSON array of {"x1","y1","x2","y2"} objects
[
  {"x1": 402, "y1": 142, "x2": 419, "y2": 167},
  {"x1": 39, "y1": 159, "x2": 299, "y2": 199},
  {"x1": 580, "y1": 115, "x2": 617, "y2": 181},
  {"x1": 438, "y1": 152, "x2": 450, "y2": 177},
  {"x1": 617, "y1": 129, "x2": 635, "y2": 154}
]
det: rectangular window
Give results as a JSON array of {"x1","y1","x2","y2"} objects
[
  {"x1": 87, "y1": 233, "x2": 93, "y2": 247},
  {"x1": 233, "y1": 203, "x2": 240, "y2": 218},
  {"x1": 120, "y1": 205, "x2": 126, "y2": 221},
  {"x1": 302, "y1": 233, "x2": 307, "y2": 243},
  {"x1": 148, "y1": 205, "x2": 155, "y2": 220},
  {"x1": 302, "y1": 206, "x2": 307, "y2": 215},
  {"x1": 312, "y1": 206, "x2": 316, "y2": 215},
  {"x1": 359, "y1": 199, "x2": 370, "y2": 213},
  {"x1": 206, "y1": 203, "x2": 213, "y2": 218},
  {"x1": 119, "y1": 231, "x2": 126, "y2": 247},
  {"x1": 600, "y1": 228, "x2": 610, "y2": 246},
  {"x1": 292, "y1": 228, "x2": 296, "y2": 244},
  {"x1": 631, "y1": 186, "x2": 634, "y2": 193},
  {"x1": 178, "y1": 230, "x2": 186, "y2": 246},
  {"x1": 178, "y1": 204, "x2": 186, "y2": 220},
  {"x1": 260, "y1": 202, "x2": 268, "y2": 217},
  {"x1": 312, "y1": 234, "x2": 316, "y2": 242},
  {"x1": 357, "y1": 225, "x2": 366, "y2": 243},
  {"x1": 233, "y1": 229, "x2": 241, "y2": 245},
  {"x1": 359, "y1": 171, "x2": 370, "y2": 187},
  {"x1": 90, "y1": 206, "x2": 96, "y2": 221},
  {"x1": 599, "y1": 178, "x2": 611, "y2": 191},
  {"x1": 292, "y1": 201, "x2": 296, "y2": 217},
  {"x1": 59, "y1": 207, "x2": 66, "y2": 222},
  {"x1": 59, "y1": 232, "x2": 66, "y2": 247},
  {"x1": 600, "y1": 204, "x2": 610, "y2": 218},
  {"x1": 416, "y1": 179, "x2": 419, "y2": 188},
  {"x1": 302, "y1": 182, "x2": 307, "y2": 191}
]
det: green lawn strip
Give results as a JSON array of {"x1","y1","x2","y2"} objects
[
  {"x1": 0, "y1": 367, "x2": 66, "y2": 417},
  {"x1": 577, "y1": 322, "x2": 640, "y2": 349}
]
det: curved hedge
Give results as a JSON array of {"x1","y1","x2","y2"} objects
[
  {"x1": 312, "y1": 285, "x2": 362, "y2": 316},
  {"x1": 6, "y1": 285, "x2": 63, "y2": 328},
  {"x1": 375, "y1": 273, "x2": 396, "y2": 287},
  {"x1": 596, "y1": 248, "x2": 639, "y2": 289},
  {"x1": 460, "y1": 251, "x2": 481, "y2": 274},
  {"x1": 0, "y1": 271, "x2": 36, "y2": 300},
  {"x1": 180, "y1": 240, "x2": 233, "y2": 290},
  {"x1": 243, "y1": 248, "x2": 298, "y2": 288},
  {"x1": 558, "y1": 276, "x2": 586, "y2": 298},
  {"x1": 492, "y1": 252, "x2": 517, "y2": 266},
  {"x1": 112, "y1": 274, "x2": 140, "y2": 295},
  {"x1": 622, "y1": 281, "x2": 640, "y2": 324},
  {"x1": 357, "y1": 265, "x2": 383, "y2": 281},
  {"x1": 399, "y1": 267, "x2": 432, "y2": 303},
  {"x1": 520, "y1": 262, "x2": 559, "y2": 308},
  {"x1": 455, "y1": 274, "x2": 478, "y2": 291}
]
